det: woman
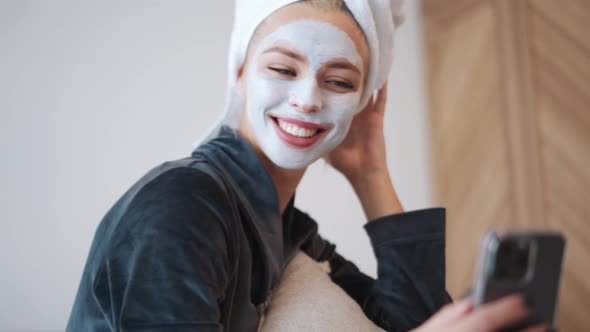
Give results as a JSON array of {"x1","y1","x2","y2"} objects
[{"x1": 67, "y1": 1, "x2": 544, "y2": 331}]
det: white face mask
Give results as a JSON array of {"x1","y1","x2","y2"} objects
[{"x1": 244, "y1": 19, "x2": 364, "y2": 170}]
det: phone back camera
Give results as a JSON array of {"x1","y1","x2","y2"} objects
[{"x1": 493, "y1": 238, "x2": 535, "y2": 282}]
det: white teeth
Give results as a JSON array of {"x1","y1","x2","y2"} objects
[{"x1": 277, "y1": 119, "x2": 318, "y2": 138}]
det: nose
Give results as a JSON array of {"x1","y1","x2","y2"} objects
[{"x1": 288, "y1": 79, "x2": 322, "y2": 113}]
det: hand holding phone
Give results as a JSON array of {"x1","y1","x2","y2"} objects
[
  {"x1": 472, "y1": 230, "x2": 566, "y2": 331},
  {"x1": 412, "y1": 295, "x2": 548, "y2": 332}
]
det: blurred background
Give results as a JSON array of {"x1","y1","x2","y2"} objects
[
  {"x1": 0, "y1": 0, "x2": 587, "y2": 331},
  {"x1": 421, "y1": 1, "x2": 589, "y2": 331}
]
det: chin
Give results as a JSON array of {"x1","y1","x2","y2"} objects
[
  {"x1": 261, "y1": 141, "x2": 320, "y2": 170},
  {"x1": 266, "y1": 149, "x2": 318, "y2": 170}
]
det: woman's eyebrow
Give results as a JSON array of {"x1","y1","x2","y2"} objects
[
  {"x1": 263, "y1": 46, "x2": 306, "y2": 62},
  {"x1": 326, "y1": 62, "x2": 361, "y2": 75}
]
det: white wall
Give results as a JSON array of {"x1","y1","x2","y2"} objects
[{"x1": 0, "y1": 1, "x2": 430, "y2": 331}]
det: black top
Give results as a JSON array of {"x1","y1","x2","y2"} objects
[{"x1": 66, "y1": 126, "x2": 452, "y2": 332}]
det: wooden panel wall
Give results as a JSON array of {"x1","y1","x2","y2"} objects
[
  {"x1": 422, "y1": 0, "x2": 516, "y2": 296},
  {"x1": 422, "y1": 1, "x2": 590, "y2": 331},
  {"x1": 528, "y1": 0, "x2": 590, "y2": 328}
]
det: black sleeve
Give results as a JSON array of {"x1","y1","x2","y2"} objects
[
  {"x1": 92, "y1": 168, "x2": 234, "y2": 332},
  {"x1": 300, "y1": 208, "x2": 452, "y2": 332}
]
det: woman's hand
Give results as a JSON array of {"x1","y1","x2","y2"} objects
[
  {"x1": 413, "y1": 295, "x2": 548, "y2": 332},
  {"x1": 327, "y1": 83, "x2": 389, "y2": 181},
  {"x1": 326, "y1": 83, "x2": 403, "y2": 221}
]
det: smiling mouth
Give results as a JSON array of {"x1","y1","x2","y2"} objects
[{"x1": 269, "y1": 115, "x2": 329, "y2": 148}]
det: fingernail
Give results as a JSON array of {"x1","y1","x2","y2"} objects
[{"x1": 457, "y1": 298, "x2": 472, "y2": 308}]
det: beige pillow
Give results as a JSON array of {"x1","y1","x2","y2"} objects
[{"x1": 257, "y1": 251, "x2": 385, "y2": 332}]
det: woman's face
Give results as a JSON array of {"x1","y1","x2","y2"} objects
[{"x1": 238, "y1": 3, "x2": 369, "y2": 170}]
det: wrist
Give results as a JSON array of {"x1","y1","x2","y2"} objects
[
  {"x1": 351, "y1": 171, "x2": 404, "y2": 221},
  {"x1": 347, "y1": 167, "x2": 390, "y2": 188}
]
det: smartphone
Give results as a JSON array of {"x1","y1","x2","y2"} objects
[{"x1": 473, "y1": 229, "x2": 566, "y2": 331}]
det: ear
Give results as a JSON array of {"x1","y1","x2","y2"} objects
[{"x1": 236, "y1": 64, "x2": 246, "y2": 98}]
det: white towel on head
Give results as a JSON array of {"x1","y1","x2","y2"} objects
[{"x1": 194, "y1": 0, "x2": 405, "y2": 147}]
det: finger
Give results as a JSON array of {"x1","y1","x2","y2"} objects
[
  {"x1": 456, "y1": 294, "x2": 529, "y2": 332},
  {"x1": 361, "y1": 92, "x2": 375, "y2": 113},
  {"x1": 520, "y1": 324, "x2": 549, "y2": 332},
  {"x1": 436, "y1": 299, "x2": 474, "y2": 326},
  {"x1": 374, "y1": 82, "x2": 388, "y2": 115},
  {"x1": 421, "y1": 299, "x2": 473, "y2": 329}
]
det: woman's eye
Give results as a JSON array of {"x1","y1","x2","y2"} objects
[
  {"x1": 327, "y1": 80, "x2": 354, "y2": 90},
  {"x1": 269, "y1": 67, "x2": 296, "y2": 77}
]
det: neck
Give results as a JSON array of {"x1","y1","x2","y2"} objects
[
  {"x1": 238, "y1": 126, "x2": 306, "y2": 214},
  {"x1": 261, "y1": 157, "x2": 306, "y2": 214}
]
